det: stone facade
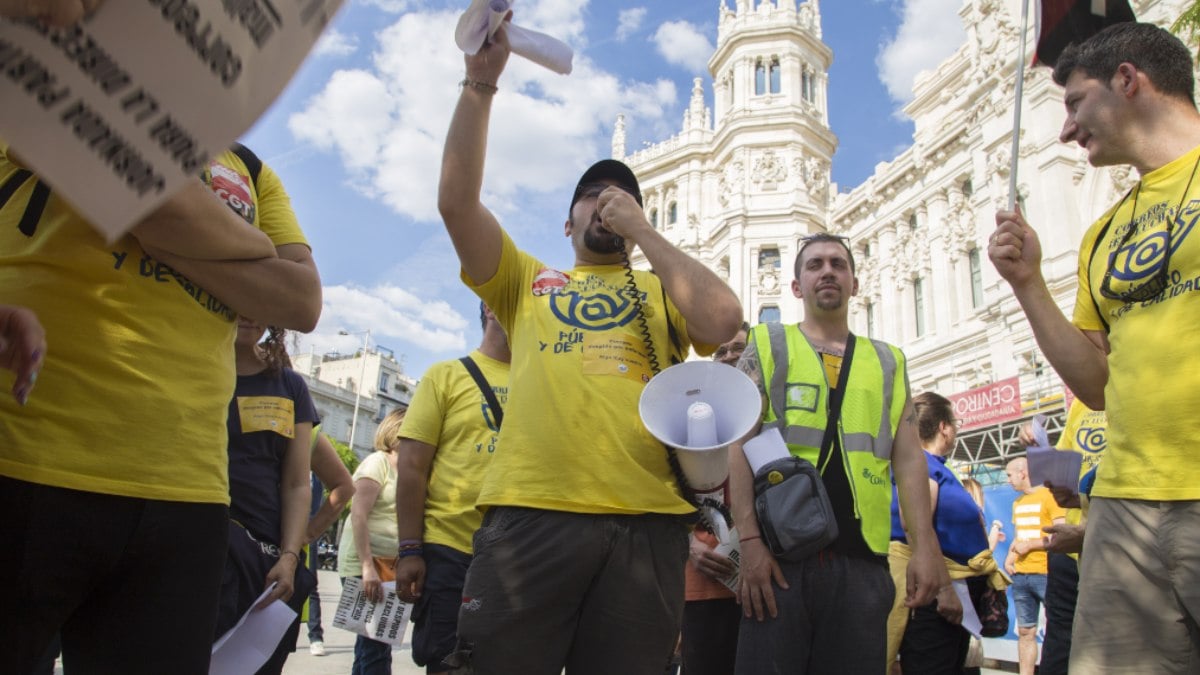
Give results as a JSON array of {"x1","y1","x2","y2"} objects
[{"x1": 623, "y1": 0, "x2": 1186, "y2": 464}]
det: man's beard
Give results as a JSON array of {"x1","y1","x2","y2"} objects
[
  {"x1": 583, "y1": 225, "x2": 624, "y2": 254},
  {"x1": 814, "y1": 288, "x2": 844, "y2": 311}
]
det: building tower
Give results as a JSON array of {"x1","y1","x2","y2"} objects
[{"x1": 623, "y1": 0, "x2": 835, "y2": 325}]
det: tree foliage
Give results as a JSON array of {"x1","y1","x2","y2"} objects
[
  {"x1": 1173, "y1": 1, "x2": 1200, "y2": 60},
  {"x1": 328, "y1": 436, "x2": 360, "y2": 476}
]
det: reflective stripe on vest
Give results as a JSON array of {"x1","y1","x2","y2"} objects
[{"x1": 752, "y1": 322, "x2": 907, "y2": 554}]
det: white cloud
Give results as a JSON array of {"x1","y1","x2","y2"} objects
[
  {"x1": 876, "y1": 0, "x2": 965, "y2": 104},
  {"x1": 616, "y1": 7, "x2": 647, "y2": 41},
  {"x1": 288, "y1": 3, "x2": 678, "y2": 223},
  {"x1": 652, "y1": 20, "x2": 714, "y2": 76},
  {"x1": 361, "y1": 0, "x2": 419, "y2": 13},
  {"x1": 294, "y1": 282, "x2": 470, "y2": 359},
  {"x1": 313, "y1": 28, "x2": 359, "y2": 57}
]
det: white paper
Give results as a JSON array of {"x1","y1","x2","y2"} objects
[
  {"x1": 454, "y1": 0, "x2": 574, "y2": 74},
  {"x1": 954, "y1": 579, "x2": 983, "y2": 639},
  {"x1": 210, "y1": 583, "x2": 298, "y2": 675},
  {"x1": 703, "y1": 506, "x2": 742, "y2": 595},
  {"x1": 0, "y1": 0, "x2": 344, "y2": 240},
  {"x1": 742, "y1": 427, "x2": 790, "y2": 475},
  {"x1": 1027, "y1": 448, "x2": 1083, "y2": 495},
  {"x1": 332, "y1": 578, "x2": 412, "y2": 646}
]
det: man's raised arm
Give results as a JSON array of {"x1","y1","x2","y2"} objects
[
  {"x1": 990, "y1": 208, "x2": 1109, "y2": 408},
  {"x1": 437, "y1": 23, "x2": 512, "y2": 287}
]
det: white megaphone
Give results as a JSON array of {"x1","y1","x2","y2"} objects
[{"x1": 639, "y1": 361, "x2": 762, "y2": 492}]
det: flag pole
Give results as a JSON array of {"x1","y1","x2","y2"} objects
[{"x1": 1009, "y1": 0, "x2": 1032, "y2": 210}]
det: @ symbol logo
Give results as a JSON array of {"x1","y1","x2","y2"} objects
[{"x1": 549, "y1": 290, "x2": 637, "y2": 331}]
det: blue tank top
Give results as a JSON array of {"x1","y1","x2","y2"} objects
[{"x1": 890, "y1": 451, "x2": 990, "y2": 565}]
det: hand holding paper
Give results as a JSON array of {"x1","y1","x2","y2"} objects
[{"x1": 455, "y1": 0, "x2": 573, "y2": 74}]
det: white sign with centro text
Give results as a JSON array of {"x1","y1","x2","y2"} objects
[{"x1": 0, "y1": 0, "x2": 342, "y2": 240}]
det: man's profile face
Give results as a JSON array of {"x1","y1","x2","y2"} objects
[
  {"x1": 1005, "y1": 462, "x2": 1026, "y2": 491},
  {"x1": 1059, "y1": 68, "x2": 1127, "y2": 167},
  {"x1": 791, "y1": 241, "x2": 858, "y2": 312},
  {"x1": 713, "y1": 329, "x2": 748, "y2": 366}
]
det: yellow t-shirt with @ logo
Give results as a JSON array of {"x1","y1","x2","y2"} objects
[
  {"x1": 1073, "y1": 143, "x2": 1200, "y2": 501},
  {"x1": 0, "y1": 145, "x2": 308, "y2": 504},
  {"x1": 399, "y1": 350, "x2": 510, "y2": 554},
  {"x1": 465, "y1": 229, "x2": 714, "y2": 515}
]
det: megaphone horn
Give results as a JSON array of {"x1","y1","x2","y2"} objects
[{"x1": 639, "y1": 361, "x2": 762, "y2": 491}]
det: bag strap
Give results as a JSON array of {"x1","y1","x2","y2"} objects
[
  {"x1": 231, "y1": 142, "x2": 263, "y2": 191},
  {"x1": 816, "y1": 333, "x2": 856, "y2": 471},
  {"x1": 459, "y1": 356, "x2": 504, "y2": 429}
]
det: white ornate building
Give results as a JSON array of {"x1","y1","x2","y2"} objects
[
  {"x1": 625, "y1": 0, "x2": 1185, "y2": 466},
  {"x1": 292, "y1": 347, "x2": 418, "y2": 457}
]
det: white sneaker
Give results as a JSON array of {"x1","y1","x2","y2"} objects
[{"x1": 309, "y1": 641, "x2": 326, "y2": 657}]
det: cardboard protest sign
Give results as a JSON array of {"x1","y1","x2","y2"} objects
[{"x1": 0, "y1": 0, "x2": 342, "y2": 240}]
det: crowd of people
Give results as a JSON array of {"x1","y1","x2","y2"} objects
[{"x1": 0, "y1": 3, "x2": 1198, "y2": 674}]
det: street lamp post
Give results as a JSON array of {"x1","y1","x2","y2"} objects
[{"x1": 338, "y1": 329, "x2": 371, "y2": 454}]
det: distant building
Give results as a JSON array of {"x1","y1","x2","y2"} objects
[
  {"x1": 293, "y1": 347, "x2": 418, "y2": 457},
  {"x1": 623, "y1": 0, "x2": 1183, "y2": 471}
]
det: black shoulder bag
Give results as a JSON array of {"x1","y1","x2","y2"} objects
[{"x1": 753, "y1": 333, "x2": 855, "y2": 561}]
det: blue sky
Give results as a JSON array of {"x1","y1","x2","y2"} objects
[{"x1": 243, "y1": 0, "x2": 967, "y2": 379}]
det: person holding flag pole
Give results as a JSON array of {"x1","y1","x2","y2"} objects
[{"x1": 990, "y1": 4, "x2": 1200, "y2": 671}]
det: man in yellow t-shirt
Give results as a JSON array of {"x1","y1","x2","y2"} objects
[
  {"x1": 0, "y1": 142, "x2": 320, "y2": 674},
  {"x1": 989, "y1": 22, "x2": 1200, "y2": 673},
  {"x1": 394, "y1": 303, "x2": 510, "y2": 675},
  {"x1": 1004, "y1": 458, "x2": 1067, "y2": 675},
  {"x1": 435, "y1": 28, "x2": 742, "y2": 675}
]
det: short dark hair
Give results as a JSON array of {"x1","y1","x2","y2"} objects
[
  {"x1": 913, "y1": 391, "x2": 955, "y2": 444},
  {"x1": 794, "y1": 233, "x2": 855, "y2": 279},
  {"x1": 1052, "y1": 22, "x2": 1195, "y2": 106}
]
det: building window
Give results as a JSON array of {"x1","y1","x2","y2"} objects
[
  {"x1": 379, "y1": 372, "x2": 390, "y2": 391},
  {"x1": 909, "y1": 212, "x2": 919, "y2": 229},
  {"x1": 969, "y1": 248, "x2": 984, "y2": 308},
  {"x1": 758, "y1": 305, "x2": 781, "y2": 323},
  {"x1": 755, "y1": 60, "x2": 766, "y2": 95},
  {"x1": 866, "y1": 301, "x2": 875, "y2": 339},
  {"x1": 802, "y1": 68, "x2": 815, "y2": 102},
  {"x1": 758, "y1": 247, "x2": 781, "y2": 272},
  {"x1": 769, "y1": 57, "x2": 781, "y2": 94},
  {"x1": 650, "y1": 208, "x2": 658, "y2": 230},
  {"x1": 861, "y1": 242, "x2": 871, "y2": 259},
  {"x1": 962, "y1": 178, "x2": 973, "y2": 198},
  {"x1": 914, "y1": 277, "x2": 926, "y2": 337},
  {"x1": 375, "y1": 404, "x2": 387, "y2": 422},
  {"x1": 667, "y1": 202, "x2": 677, "y2": 225}
]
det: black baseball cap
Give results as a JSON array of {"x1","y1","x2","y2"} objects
[{"x1": 570, "y1": 159, "x2": 643, "y2": 210}]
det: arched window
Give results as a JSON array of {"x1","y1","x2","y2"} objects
[
  {"x1": 754, "y1": 60, "x2": 766, "y2": 95},
  {"x1": 650, "y1": 208, "x2": 658, "y2": 230},
  {"x1": 769, "y1": 57, "x2": 781, "y2": 93},
  {"x1": 758, "y1": 305, "x2": 781, "y2": 323},
  {"x1": 968, "y1": 248, "x2": 984, "y2": 308},
  {"x1": 913, "y1": 277, "x2": 926, "y2": 337},
  {"x1": 667, "y1": 202, "x2": 678, "y2": 225}
]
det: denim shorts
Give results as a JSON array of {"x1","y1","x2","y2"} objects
[{"x1": 1010, "y1": 572, "x2": 1048, "y2": 628}]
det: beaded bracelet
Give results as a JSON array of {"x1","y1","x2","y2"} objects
[{"x1": 460, "y1": 78, "x2": 498, "y2": 94}]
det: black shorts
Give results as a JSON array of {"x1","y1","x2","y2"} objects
[
  {"x1": 411, "y1": 543, "x2": 472, "y2": 672},
  {"x1": 216, "y1": 521, "x2": 316, "y2": 675}
]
